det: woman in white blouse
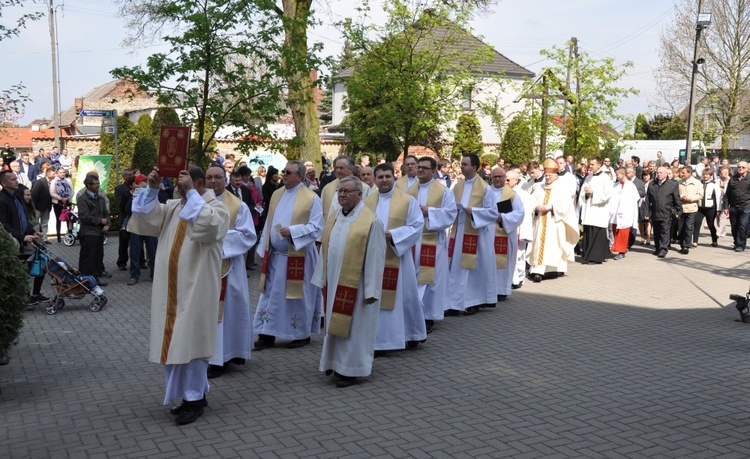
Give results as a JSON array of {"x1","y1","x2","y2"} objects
[{"x1": 693, "y1": 167, "x2": 721, "y2": 247}]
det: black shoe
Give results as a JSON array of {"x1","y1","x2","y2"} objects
[
  {"x1": 336, "y1": 376, "x2": 357, "y2": 388},
  {"x1": 174, "y1": 399, "x2": 205, "y2": 425},
  {"x1": 463, "y1": 306, "x2": 478, "y2": 316},
  {"x1": 657, "y1": 251, "x2": 667, "y2": 258},
  {"x1": 170, "y1": 395, "x2": 207, "y2": 415},
  {"x1": 444, "y1": 309, "x2": 460, "y2": 317},
  {"x1": 511, "y1": 283, "x2": 522, "y2": 290},
  {"x1": 711, "y1": 241, "x2": 718, "y2": 247},
  {"x1": 374, "y1": 350, "x2": 387, "y2": 358},
  {"x1": 117, "y1": 264, "x2": 127, "y2": 271},
  {"x1": 736, "y1": 247, "x2": 745, "y2": 252},
  {"x1": 286, "y1": 337, "x2": 311, "y2": 349},
  {"x1": 230, "y1": 357, "x2": 246, "y2": 366},
  {"x1": 425, "y1": 320, "x2": 434, "y2": 334},
  {"x1": 207, "y1": 364, "x2": 226, "y2": 379},
  {"x1": 679, "y1": 248, "x2": 689, "y2": 255},
  {"x1": 100, "y1": 271, "x2": 113, "y2": 278},
  {"x1": 532, "y1": 274, "x2": 542, "y2": 283},
  {"x1": 497, "y1": 295, "x2": 507, "y2": 302},
  {"x1": 406, "y1": 340, "x2": 419, "y2": 349},
  {"x1": 95, "y1": 278, "x2": 108, "y2": 287},
  {"x1": 254, "y1": 336, "x2": 275, "y2": 350},
  {"x1": 325, "y1": 369, "x2": 334, "y2": 376}
]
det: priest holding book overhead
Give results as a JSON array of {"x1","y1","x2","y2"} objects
[{"x1": 489, "y1": 167, "x2": 525, "y2": 302}]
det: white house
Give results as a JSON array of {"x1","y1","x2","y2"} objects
[{"x1": 331, "y1": 24, "x2": 535, "y2": 145}]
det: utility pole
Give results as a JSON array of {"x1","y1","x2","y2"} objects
[
  {"x1": 562, "y1": 37, "x2": 576, "y2": 127},
  {"x1": 48, "y1": 0, "x2": 60, "y2": 149},
  {"x1": 540, "y1": 73, "x2": 549, "y2": 160},
  {"x1": 685, "y1": 0, "x2": 710, "y2": 164}
]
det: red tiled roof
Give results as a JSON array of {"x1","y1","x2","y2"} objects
[{"x1": 0, "y1": 127, "x2": 57, "y2": 148}]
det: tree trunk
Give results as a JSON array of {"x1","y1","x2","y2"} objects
[{"x1": 281, "y1": 0, "x2": 321, "y2": 168}]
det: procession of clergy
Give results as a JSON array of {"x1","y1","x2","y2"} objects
[{"x1": 130, "y1": 153, "x2": 638, "y2": 425}]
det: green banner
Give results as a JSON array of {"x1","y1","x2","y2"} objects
[{"x1": 73, "y1": 155, "x2": 112, "y2": 198}]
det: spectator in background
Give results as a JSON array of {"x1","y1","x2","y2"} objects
[
  {"x1": 35, "y1": 148, "x2": 51, "y2": 171},
  {"x1": 115, "y1": 170, "x2": 136, "y2": 271},
  {"x1": 716, "y1": 166, "x2": 731, "y2": 237},
  {"x1": 49, "y1": 167, "x2": 73, "y2": 243},
  {"x1": 223, "y1": 160, "x2": 235, "y2": 181},
  {"x1": 306, "y1": 167, "x2": 320, "y2": 194},
  {"x1": 49, "y1": 147, "x2": 61, "y2": 170},
  {"x1": 126, "y1": 175, "x2": 157, "y2": 285},
  {"x1": 694, "y1": 167, "x2": 721, "y2": 247},
  {"x1": 10, "y1": 160, "x2": 31, "y2": 188},
  {"x1": 77, "y1": 174, "x2": 110, "y2": 286},
  {"x1": 723, "y1": 161, "x2": 750, "y2": 252},
  {"x1": 638, "y1": 170, "x2": 652, "y2": 245},
  {"x1": 647, "y1": 166, "x2": 682, "y2": 258},
  {"x1": 58, "y1": 149, "x2": 72, "y2": 175},
  {"x1": 31, "y1": 165, "x2": 55, "y2": 242},
  {"x1": 677, "y1": 166, "x2": 703, "y2": 255},
  {"x1": 158, "y1": 177, "x2": 175, "y2": 203},
  {"x1": 19, "y1": 152, "x2": 38, "y2": 185}
]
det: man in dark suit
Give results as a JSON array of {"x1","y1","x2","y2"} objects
[
  {"x1": 115, "y1": 170, "x2": 135, "y2": 270},
  {"x1": 647, "y1": 165, "x2": 682, "y2": 258},
  {"x1": 434, "y1": 158, "x2": 452, "y2": 188},
  {"x1": 19, "y1": 152, "x2": 38, "y2": 184},
  {"x1": 0, "y1": 171, "x2": 48, "y2": 306}
]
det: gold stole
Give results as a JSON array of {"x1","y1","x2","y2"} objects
[
  {"x1": 321, "y1": 178, "x2": 340, "y2": 222},
  {"x1": 259, "y1": 186, "x2": 315, "y2": 299},
  {"x1": 320, "y1": 204, "x2": 376, "y2": 338},
  {"x1": 409, "y1": 180, "x2": 445, "y2": 284},
  {"x1": 449, "y1": 178, "x2": 488, "y2": 270},
  {"x1": 364, "y1": 189, "x2": 411, "y2": 310},
  {"x1": 395, "y1": 175, "x2": 416, "y2": 192},
  {"x1": 494, "y1": 185, "x2": 516, "y2": 269},
  {"x1": 218, "y1": 192, "x2": 241, "y2": 323}
]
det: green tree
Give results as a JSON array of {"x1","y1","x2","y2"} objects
[
  {"x1": 535, "y1": 42, "x2": 637, "y2": 159},
  {"x1": 340, "y1": 0, "x2": 493, "y2": 162},
  {"x1": 0, "y1": 229, "x2": 30, "y2": 360},
  {"x1": 500, "y1": 113, "x2": 535, "y2": 166},
  {"x1": 113, "y1": 0, "x2": 309, "y2": 165},
  {"x1": 132, "y1": 114, "x2": 158, "y2": 173},
  {"x1": 633, "y1": 113, "x2": 648, "y2": 140},
  {"x1": 100, "y1": 115, "x2": 137, "y2": 193},
  {"x1": 452, "y1": 112, "x2": 483, "y2": 158},
  {"x1": 151, "y1": 106, "x2": 181, "y2": 138}
]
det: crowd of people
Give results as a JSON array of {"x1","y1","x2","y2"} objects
[{"x1": 2, "y1": 146, "x2": 749, "y2": 425}]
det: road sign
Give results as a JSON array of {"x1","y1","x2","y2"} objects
[
  {"x1": 101, "y1": 118, "x2": 114, "y2": 126},
  {"x1": 103, "y1": 127, "x2": 116, "y2": 134},
  {"x1": 80, "y1": 109, "x2": 114, "y2": 117}
]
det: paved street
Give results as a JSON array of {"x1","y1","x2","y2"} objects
[{"x1": 2, "y1": 233, "x2": 750, "y2": 458}]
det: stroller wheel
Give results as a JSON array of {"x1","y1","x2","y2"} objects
[
  {"x1": 46, "y1": 297, "x2": 64, "y2": 315},
  {"x1": 89, "y1": 296, "x2": 107, "y2": 312},
  {"x1": 62, "y1": 233, "x2": 76, "y2": 246}
]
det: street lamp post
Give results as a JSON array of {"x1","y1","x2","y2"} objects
[{"x1": 685, "y1": 6, "x2": 711, "y2": 164}]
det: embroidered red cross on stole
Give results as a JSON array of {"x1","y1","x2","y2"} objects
[
  {"x1": 382, "y1": 267, "x2": 399, "y2": 290},
  {"x1": 333, "y1": 285, "x2": 357, "y2": 316},
  {"x1": 261, "y1": 249, "x2": 270, "y2": 274},
  {"x1": 287, "y1": 256, "x2": 305, "y2": 281},
  {"x1": 462, "y1": 234, "x2": 479, "y2": 254},
  {"x1": 420, "y1": 245, "x2": 436, "y2": 267},
  {"x1": 495, "y1": 236, "x2": 508, "y2": 255}
]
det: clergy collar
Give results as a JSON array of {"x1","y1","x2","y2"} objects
[
  {"x1": 419, "y1": 179, "x2": 434, "y2": 187},
  {"x1": 378, "y1": 186, "x2": 396, "y2": 198},
  {"x1": 465, "y1": 175, "x2": 478, "y2": 184},
  {"x1": 341, "y1": 201, "x2": 364, "y2": 217},
  {"x1": 558, "y1": 170, "x2": 566, "y2": 176},
  {"x1": 284, "y1": 182, "x2": 303, "y2": 193},
  {"x1": 215, "y1": 190, "x2": 226, "y2": 200}
]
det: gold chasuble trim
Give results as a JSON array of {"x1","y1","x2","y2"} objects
[
  {"x1": 537, "y1": 188, "x2": 552, "y2": 266},
  {"x1": 217, "y1": 192, "x2": 241, "y2": 322},
  {"x1": 161, "y1": 218, "x2": 188, "y2": 364},
  {"x1": 320, "y1": 205, "x2": 376, "y2": 338},
  {"x1": 321, "y1": 178, "x2": 339, "y2": 222},
  {"x1": 494, "y1": 186, "x2": 516, "y2": 269},
  {"x1": 408, "y1": 180, "x2": 445, "y2": 284},
  {"x1": 259, "y1": 186, "x2": 315, "y2": 299},
  {"x1": 364, "y1": 189, "x2": 411, "y2": 310},
  {"x1": 449, "y1": 178, "x2": 488, "y2": 270}
]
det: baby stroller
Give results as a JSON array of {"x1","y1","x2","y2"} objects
[
  {"x1": 60, "y1": 205, "x2": 108, "y2": 247},
  {"x1": 28, "y1": 241, "x2": 108, "y2": 315}
]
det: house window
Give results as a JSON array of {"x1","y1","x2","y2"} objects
[{"x1": 462, "y1": 88, "x2": 472, "y2": 111}]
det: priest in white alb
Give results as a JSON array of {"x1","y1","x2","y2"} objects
[
  {"x1": 314, "y1": 176, "x2": 386, "y2": 388},
  {"x1": 129, "y1": 166, "x2": 228, "y2": 425},
  {"x1": 365, "y1": 162, "x2": 425, "y2": 353},
  {"x1": 447, "y1": 153, "x2": 499, "y2": 315},
  {"x1": 203, "y1": 166, "x2": 257, "y2": 379},
  {"x1": 507, "y1": 168, "x2": 534, "y2": 289},
  {"x1": 409, "y1": 156, "x2": 457, "y2": 333},
  {"x1": 395, "y1": 155, "x2": 419, "y2": 192},
  {"x1": 489, "y1": 167, "x2": 525, "y2": 301},
  {"x1": 254, "y1": 160, "x2": 324, "y2": 350}
]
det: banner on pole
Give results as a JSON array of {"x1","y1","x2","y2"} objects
[{"x1": 73, "y1": 155, "x2": 113, "y2": 199}]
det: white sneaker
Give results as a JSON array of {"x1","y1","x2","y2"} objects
[{"x1": 92, "y1": 286, "x2": 104, "y2": 296}]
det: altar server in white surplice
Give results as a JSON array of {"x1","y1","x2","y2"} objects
[
  {"x1": 446, "y1": 154, "x2": 499, "y2": 315},
  {"x1": 254, "y1": 161, "x2": 324, "y2": 350},
  {"x1": 507, "y1": 168, "x2": 534, "y2": 289},
  {"x1": 488, "y1": 167, "x2": 525, "y2": 301},
  {"x1": 410, "y1": 156, "x2": 456, "y2": 334},
  {"x1": 365, "y1": 162, "x2": 425, "y2": 353},
  {"x1": 204, "y1": 167, "x2": 257, "y2": 379},
  {"x1": 129, "y1": 167, "x2": 228, "y2": 426},
  {"x1": 314, "y1": 176, "x2": 386, "y2": 388}
]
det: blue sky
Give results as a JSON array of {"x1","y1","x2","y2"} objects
[{"x1": 2, "y1": 0, "x2": 686, "y2": 130}]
